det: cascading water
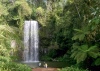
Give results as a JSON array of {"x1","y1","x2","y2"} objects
[{"x1": 23, "y1": 20, "x2": 39, "y2": 62}]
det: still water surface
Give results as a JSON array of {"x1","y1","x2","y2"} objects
[{"x1": 22, "y1": 61, "x2": 68, "y2": 68}]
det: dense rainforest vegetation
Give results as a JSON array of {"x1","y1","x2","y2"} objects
[{"x1": 0, "y1": 0, "x2": 100, "y2": 71}]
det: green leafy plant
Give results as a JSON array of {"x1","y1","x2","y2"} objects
[
  {"x1": 2, "y1": 62, "x2": 31, "y2": 71},
  {"x1": 0, "y1": 56, "x2": 31, "y2": 71},
  {"x1": 59, "y1": 66, "x2": 89, "y2": 71},
  {"x1": 72, "y1": 28, "x2": 89, "y2": 41},
  {"x1": 71, "y1": 43, "x2": 100, "y2": 64}
]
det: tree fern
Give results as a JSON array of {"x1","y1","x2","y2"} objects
[
  {"x1": 71, "y1": 43, "x2": 99, "y2": 64},
  {"x1": 72, "y1": 27, "x2": 90, "y2": 41},
  {"x1": 88, "y1": 45, "x2": 99, "y2": 58}
]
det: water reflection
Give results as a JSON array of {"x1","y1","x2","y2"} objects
[{"x1": 22, "y1": 61, "x2": 68, "y2": 68}]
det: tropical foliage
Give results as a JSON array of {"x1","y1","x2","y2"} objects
[
  {"x1": 59, "y1": 66, "x2": 89, "y2": 71},
  {"x1": 0, "y1": 0, "x2": 100, "y2": 71},
  {"x1": 38, "y1": 0, "x2": 100, "y2": 71},
  {"x1": 0, "y1": 0, "x2": 31, "y2": 71}
]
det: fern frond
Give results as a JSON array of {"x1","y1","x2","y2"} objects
[
  {"x1": 80, "y1": 44, "x2": 88, "y2": 52},
  {"x1": 88, "y1": 52, "x2": 98, "y2": 58},
  {"x1": 71, "y1": 51, "x2": 78, "y2": 58},
  {"x1": 77, "y1": 52, "x2": 87, "y2": 63},
  {"x1": 79, "y1": 34, "x2": 85, "y2": 41},
  {"x1": 74, "y1": 29, "x2": 83, "y2": 33},
  {"x1": 95, "y1": 58, "x2": 100, "y2": 66},
  {"x1": 88, "y1": 45, "x2": 98, "y2": 52},
  {"x1": 72, "y1": 34, "x2": 80, "y2": 40}
]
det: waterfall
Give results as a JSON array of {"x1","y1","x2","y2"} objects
[{"x1": 23, "y1": 20, "x2": 39, "y2": 62}]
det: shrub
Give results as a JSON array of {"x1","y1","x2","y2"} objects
[
  {"x1": 59, "y1": 66, "x2": 89, "y2": 71},
  {"x1": 0, "y1": 62, "x2": 31, "y2": 71},
  {"x1": 0, "y1": 56, "x2": 31, "y2": 71},
  {"x1": 2, "y1": 62, "x2": 31, "y2": 71}
]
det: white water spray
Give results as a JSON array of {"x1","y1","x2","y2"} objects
[{"x1": 23, "y1": 20, "x2": 39, "y2": 62}]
